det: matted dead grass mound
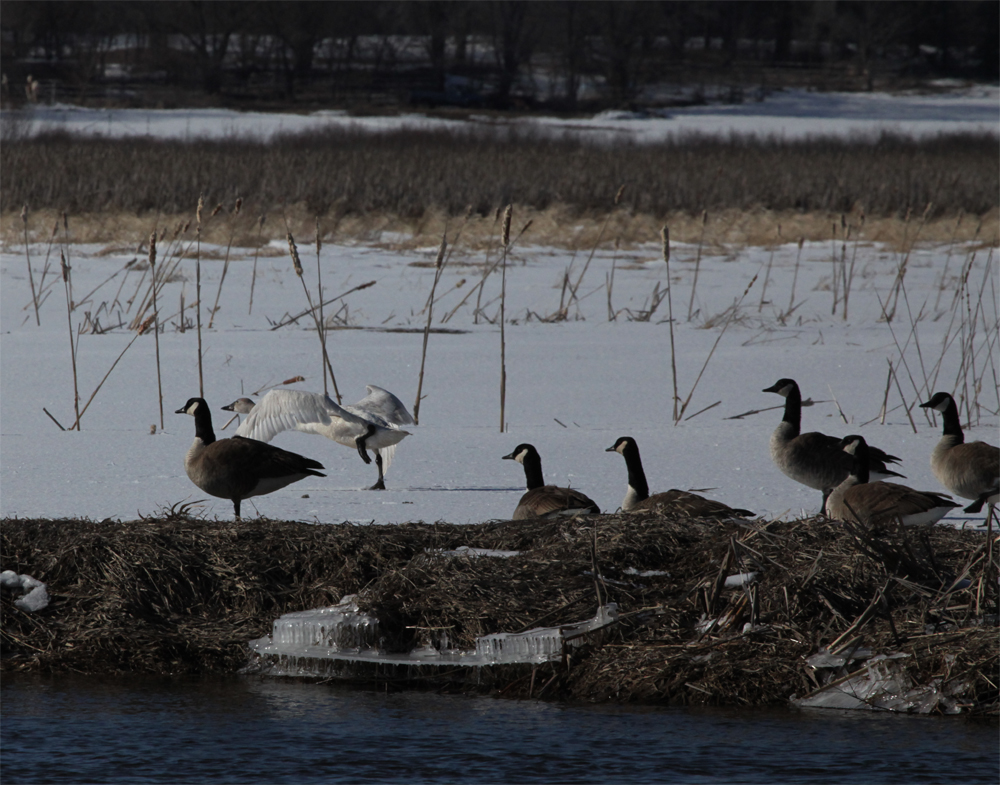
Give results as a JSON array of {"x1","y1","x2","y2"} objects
[{"x1": 1, "y1": 513, "x2": 996, "y2": 713}]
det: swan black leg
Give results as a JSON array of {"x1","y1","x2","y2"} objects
[
  {"x1": 355, "y1": 425, "x2": 375, "y2": 465},
  {"x1": 369, "y1": 452, "x2": 386, "y2": 491}
]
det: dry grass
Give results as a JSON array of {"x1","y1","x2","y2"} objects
[
  {"x1": 2, "y1": 512, "x2": 995, "y2": 713},
  {"x1": 4, "y1": 204, "x2": 998, "y2": 254},
  {"x1": 1, "y1": 126, "x2": 996, "y2": 243}
]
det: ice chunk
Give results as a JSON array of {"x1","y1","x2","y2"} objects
[
  {"x1": 427, "y1": 546, "x2": 520, "y2": 559},
  {"x1": 1, "y1": 570, "x2": 49, "y2": 612},
  {"x1": 724, "y1": 572, "x2": 758, "y2": 588},
  {"x1": 249, "y1": 598, "x2": 619, "y2": 673},
  {"x1": 794, "y1": 653, "x2": 965, "y2": 714}
]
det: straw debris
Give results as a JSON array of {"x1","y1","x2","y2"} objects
[{"x1": 1, "y1": 513, "x2": 995, "y2": 713}]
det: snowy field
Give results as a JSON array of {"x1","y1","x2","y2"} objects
[
  {"x1": 1, "y1": 87, "x2": 997, "y2": 526},
  {"x1": 19, "y1": 83, "x2": 1000, "y2": 142}
]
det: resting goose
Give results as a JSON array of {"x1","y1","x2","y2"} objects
[
  {"x1": 919, "y1": 392, "x2": 999, "y2": 515},
  {"x1": 763, "y1": 378, "x2": 903, "y2": 507},
  {"x1": 606, "y1": 436, "x2": 754, "y2": 518},
  {"x1": 502, "y1": 443, "x2": 600, "y2": 520},
  {"x1": 825, "y1": 434, "x2": 958, "y2": 527},
  {"x1": 223, "y1": 386, "x2": 412, "y2": 490},
  {"x1": 176, "y1": 397, "x2": 325, "y2": 518}
]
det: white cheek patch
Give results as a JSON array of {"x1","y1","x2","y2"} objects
[{"x1": 515, "y1": 449, "x2": 528, "y2": 464}]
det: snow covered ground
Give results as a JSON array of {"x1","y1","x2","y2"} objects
[
  {"x1": 20, "y1": 83, "x2": 1000, "y2": 142},
  {"x1": 1, "y1": 88, "x2": 997, "y2": 526}
]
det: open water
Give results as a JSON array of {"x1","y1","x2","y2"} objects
[{"x1": 2, "y1": 674, "x2": 997, "y2": 784}]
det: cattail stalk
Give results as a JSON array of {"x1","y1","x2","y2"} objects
[
  {"x1": 288, "y1": 230, "x2": 341, "y2": 403},
  {"x1": 314, "y1": 216, "x2": 329, "y2": 396},
  {"x1": 208, "y1": 197, "x2": 241, "y2": 329},
  {"x1": 195, "y1": 194, "x2": 204, "y2": 397},
  {"x1": 678, "y1": 266, "x2": 760, "y2": 422},
  {"x1": 661, "y1": 226, "x2": 680, "y2": 423},
  {"x1": 60, "y1": 250, "x2": 81, "y2": 429},
  {"x1": 148, "y1": 231, "x2": 164, "y2": 429},
  {"x1": 687, "y1": 210, "x2": 708, "y2": 321},
  {"x1": 413, "y1": 235, "x2": 447, "y2": 424},
  {"x1": 70, "y1": 316, "x2": 154, "y2": 431},
  {"x1": 21, "y1": 205, "x2": 40, "y2": 326},
  {"x1": 248, "y1": 214, "x2": 265, "y2": 314},
  {"x1": 499, "y1": 205, "x2": 512, "y2": 432},
  {"x1": 787, "y1": 236, "x2": 804, "y2": 315}
]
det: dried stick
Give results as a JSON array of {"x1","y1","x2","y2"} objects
[
  {"x1": 70, "y1": 316, "x2": 154, "y2": 430},
  {"x1": 208, "y1": 197, "x2": 242, "y2": 329},
  {"x1": 787, "y1": 236, "x2": 804, "y2": 315},
  {"x1": 314, "y1": 216, "x2": 328, "y2": 396},
  {"x1": 148, "y1": 232, "x2": 164, "y2": 429},
  {"x1": 20, "y1": 205, "x2": 40, "y2": 326},
  {"x1": 59, "y1": 250, "x2": 81, "y2": 429},
  {"x1": 248, "y1": 214, "x2": 265, "y2": 315},
  {"x1": 687, "y1": 210, "x2": 708, "y2": 321},
  {"x1": 661, "y1": 226, "x2": 680, "y2": 424},
  {"x1": 500, "y1": 205, "x2": 512, "y2": 433},
  {"x1": 678, "y1": 267, "x2": 760, "y2": 422},
  {"x1": 413, "y1": 235, "x2": 447, "y2": 425},
  {"x1": 287, "y1": 230, "x2": 341, "y2": 403},
  {"x1": 195, "y1": 195, "x2": 205, "y2": 398}
]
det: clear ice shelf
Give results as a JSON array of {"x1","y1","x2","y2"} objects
[{"x1": 249, "y1": 595, "x2": 619, "y2": 673}]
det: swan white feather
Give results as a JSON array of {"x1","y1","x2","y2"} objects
[{"x1": 223, "y1": 386, "x2": 413, "y2": 488}]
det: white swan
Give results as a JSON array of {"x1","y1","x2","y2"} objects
[{"x1": 222, "y1": 386, "x2": 413, "y2": 490}]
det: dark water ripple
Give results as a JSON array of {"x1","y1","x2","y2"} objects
[{"x1": 2, "y1": 675, "x2": 997, "y2": 784}]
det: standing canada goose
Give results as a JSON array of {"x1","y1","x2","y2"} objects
[
  {"x1": 919, "y1": 392, "x2": 999, "y2": 515},
  {"x1": 606, "y1": 436, "x2": 754, "y2": 518},
  {"x1": 825, "y1": 434, "x2": 959, "y2": 527},
  {"x1": 502, "y1": 443, "x2": 600, "y2": 520},
  {"x1": 763, "y1": 378, "x2": 904, "y2": 507},
  {"x1": 223, "y1": 386, "x2": 412, "y2": 490},
  {"x1": 176, "y1": 397, "x2": 325, "y2": 518}
]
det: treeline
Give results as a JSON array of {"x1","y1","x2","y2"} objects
[
  {"x1": 3, "y1": 125, "x2": 996, "y2": 219},
  {"x1": 1, "y1": 1, "x2": 997, "y2": 110}
]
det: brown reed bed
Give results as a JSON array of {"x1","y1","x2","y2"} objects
[
  {"x1": 2, "y1": 513, "x2": 995, "y2": 714},
  {"x1": 2, "y1": 126, "x2": 997, "y2": 225}
]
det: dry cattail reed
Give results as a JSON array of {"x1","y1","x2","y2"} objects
[
  {"x1": 678, "y1": 266, "x2": 760, "y2": 422},
  {"x1": 70, "y1": 316, "x2": 152, "y2": 431},
  {"x1": 687, "y1": 210, "x2": 708, "y2": 321},
  {"x1": 21, "y1": 204, "x2": 40, "y2": 326},
  {"x1": 499, "y1": 206, "x2": 512, "y2": 432},
  {"x1": 149, "y1": 231, "x2": 164, "y2": 429},
  {"x1": 287, "y1": 229, "x2": 340, "y2": 402},
  {"x1": 194, "y1": 196, "x2": 204, "y2": 397},
  {"x1": 414, "y1": 235, "x2": 448, "y2": 424},
  {"x1": 249, "y1": 214, "x2": 265, "y2": 314},
  {"x1": 208, "y1": 198, "x2": 244, "y2": 329},
  {"x1": 661, "y1": 225, "x2": 679, "y2": 424},
  {"x1": 314, "y1": 216, "x2": 328, "y2": 396},
  {"x1": 59, "y1": 249, "x2": 81, "y2": 429}
]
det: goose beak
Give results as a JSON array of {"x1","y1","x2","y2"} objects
[
  {"x1": 605, "y1": 445, "x2": 616, "y2": 452},
  {"x1": 501, "y1": 451, "x2": 516, "y2": 461}
]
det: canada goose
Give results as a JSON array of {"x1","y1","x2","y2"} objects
[
  {"x1": 222, "y1": 386, "x2": 413, "y2": 490},
  {"x1": 502, "y1": 443, "x2": 600, "y2": 520},
  {"x1": 605, "y1": 436, "x2": 754, "y2": 518},
  {"x1": 825, "y1": 434, "x2": 958, "y2": 527},
  {"x1": 919, "y1": 392, "x2": 999, "y2": 515},
  {"x1": 763, "y1": 378, "x2": 903, "y2": 507},
  {"x1": 176, "y1": 397, "x2": 325, "y2": 518}
]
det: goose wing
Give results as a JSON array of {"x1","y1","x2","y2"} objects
[{"x1": 636, "y1": 489, "x2": 753, "y2": 519}]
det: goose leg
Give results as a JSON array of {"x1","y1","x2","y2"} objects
[
  {"x1": 233, "y1": 498, "x2": 242, "y2": 519},
  {"x1": 369, "y1": 451, "x2": 386, "y2": 491}
]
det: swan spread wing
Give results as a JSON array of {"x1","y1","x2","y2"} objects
[{"x1": 352, "y1": 385, "x2": 415, "y2": 427}]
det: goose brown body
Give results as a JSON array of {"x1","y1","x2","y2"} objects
[
  {"x1": 177, "y1": 397, "x2": 325, "y2": 518},
  {"x1": 825, "y1": 434, "x2": 958, "y2": 527},
  {"x1": 919, "y1": 392, "x2": 999, "y2": 514},
  {"x1": 763, "y1": 378, "x2": 903, "y2": 506},
  {"x1": 503, "y1": 443, "x2": 599, "y2": 520},
  {"x1": 606, "y1": 436, "x2": 754, "y2": 518}
]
